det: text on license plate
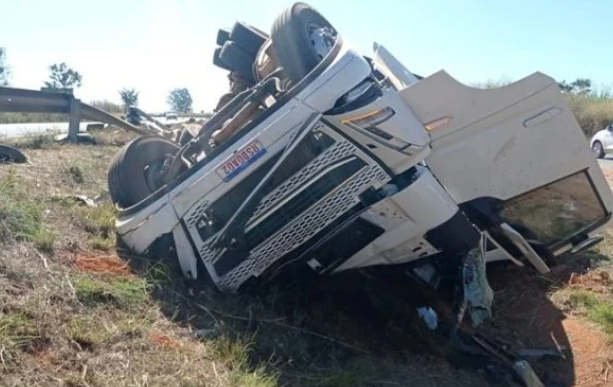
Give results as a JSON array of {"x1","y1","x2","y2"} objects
[{"x1": 216, "y1": 140, "x2": 266, "y2": 181}]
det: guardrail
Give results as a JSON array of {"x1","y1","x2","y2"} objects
[
  {"x1": 149, "y1": 112, "x2": 213, "y2": 119},
  {"x1": 0, "y1": 87, "x2": 154, "y2": 141}
]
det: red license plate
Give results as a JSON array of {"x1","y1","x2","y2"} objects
[{"x1": 216, "y1": 140, "x2": 266, "y2": 181}]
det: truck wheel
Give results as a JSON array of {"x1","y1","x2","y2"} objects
[
  {"x1": 592, "y1": 141, "x2": 605, "y2": 159},
  {"x1": 108, "y1": 136, "x2": 179, "y2": 209},
  {"x1": 271, "y1": 2, "x2": 338, "y2": 84}
]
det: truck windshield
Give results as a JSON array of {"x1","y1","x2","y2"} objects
[{"x1": 499, "y1": 171, "x2": 608, "y2": 248}]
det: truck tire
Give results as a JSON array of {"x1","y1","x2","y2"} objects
[
  {"x1": 108, "y1": 136, "x2": 179, "y2": 209},
  {"x1": 271, "y1": 3, "x2": 337, "y2": 84},
  {"x1": 0, "y1": 144, "x2": 27, "y2": 164},
  {"x1": 229, "y1": 21, "x2": 267, "y2": 56}
]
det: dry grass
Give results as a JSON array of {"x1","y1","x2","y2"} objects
[
  {"x1": 1, "y1": 126, "x2": 611, "y2": 387},
  {"x1": 0, "y1": 168, "x2": 57, "y2": 252},
  {"x1": 567, "y1": 95, "x2": 613, "y2": 138},
  {"x1": 0, "y1": 129, "x2": 495, "y2": 387}
]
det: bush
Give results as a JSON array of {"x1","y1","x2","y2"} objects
[{"x1": 566, "y1": 95, "x2": 613, "y2": 138}]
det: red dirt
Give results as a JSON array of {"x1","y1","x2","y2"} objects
[
  {"x1": 148, "y1": 331, "x2": 182, "y2": 350},
  {"x1": 562, "y1": 318, "x2": 613, "y2": 387},
  {"x1": 569, "y1": 270, "x2": 613, "y2": 294},
  {"x1": 70, "y1": 251, "x2": 131, "y2": 276},
  {"x1": 486, "y1": 262, "x2": 613, "y2": 386}
]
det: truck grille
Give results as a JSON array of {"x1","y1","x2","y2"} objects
[
  {"x1": 216, "y1": 163, "x2": 389, "y2": 291},
  {"x1": 186, "y1": 127, "x2": 392, "y2": 291},
  {"x1": 195, "y1": 131, "x2": 335, "y2": 242},
  {"x1": 213, "y1": 157, "x2": 367, "y2": 276}
]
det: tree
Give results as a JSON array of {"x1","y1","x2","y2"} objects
[
  {"x1": 119, "y1": 88, "x2": 139, "y2": 109},
  {"x1": 167, "y1": 88, "x2": 193, "y2": 113},
  {"x1": 557, "y1": 78, "x2": 592, "y2": 96},
  {"x1": 571, "y1": 78, "x2": 592, "y2": 96},
  {"x1": 0, "y1": 47, "x2": 10, "y2": 86},
  {"x1": 44, "y1": 62, "x2": 82, "y2": 90}
]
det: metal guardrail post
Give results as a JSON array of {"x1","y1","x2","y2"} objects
[
  {"x1": 0, "y1": 86, "x2": 166, "y2": 137},
  {"x1": 68, "y1": 98, "x2": 81, "y2": 142}
]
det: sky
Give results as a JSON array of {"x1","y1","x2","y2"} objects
[{"x1": 1, "y1": 0, "x2": 611, "y2": 112}]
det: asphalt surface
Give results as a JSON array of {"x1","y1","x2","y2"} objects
[
  {"x1": 0, "y1": 117, "x2": 190, "y2": 138},
  {"x1": 598, "y1": 157, "x2": 613, "y2": 172},
  {"x1": 0, "y1": 121, "x2": 100, "y2": 138}
]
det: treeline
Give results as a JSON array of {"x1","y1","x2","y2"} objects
[
  {"x1": 0, "y1": 47, "x2": 195, "y2": 123},
  {"x1": 478, "y1": 77, "x2": 613, "y2": 137},
  {"x1": 560, "y1": 79, "x2": 613, "y2": 137}
]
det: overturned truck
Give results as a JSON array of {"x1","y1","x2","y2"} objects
[{"x1": 108, "y1": 3, "x2": 613, "y2": 331}]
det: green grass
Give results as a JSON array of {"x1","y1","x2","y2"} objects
[
  {"x1": 63, "y1": 164, "x2": 92, "y2": 184},
  {"x1": 0, "y1": 312, "x2": 39, "y2": 359},
  {"x1": 587, "y1": 303, "x2": 613, "y2": 338},
  {"x1": 68, "y1": 314, "x2": 113, "y2": 347},
  {"x1": 7, "y1": 133, "x2": 57, "y2": 149},
  {"x1": 74, "y1": 274, "x2": 150, "y2": 307},
  {"x1": 568, "y1": 290, "x2": 600, "y2": 308},
  {"x1": 211, "y1": 335, "x2": 279, "y2": 387},
  {"x1": 89, "y1": 235, "x2": 115, "y2": 251},
  {"x1": 0, "y1": 169, "x2": 56, "y2": 251},
  {"x1": 68, "y1": 309, "x2": 154, "y2": 348},
  {"x1": 210, "y1": 335, "x2": 253, "y2": 370},
  {"x1": 77, "y1": 202, "x2": 116, "y2": 237},
  {"x1": 144, "y1": 261, "x2": 173, "y2": 284},
  {"x1": 229, "y1": 367, "x2": 278, "y2": 387},
  {"x1": 568, "y1": 290, "x2": 613, "y2": 340}
]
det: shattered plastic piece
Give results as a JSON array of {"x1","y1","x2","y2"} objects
[
  {"x1": 72, "y1": 195, "x2": 98, "y2": 208},
  {"x1": 417, "y1": 306, "x2": 438, "y2": 330},
  {"x1": 463, "y1": 235, "x2": 494, "y2": 327}
]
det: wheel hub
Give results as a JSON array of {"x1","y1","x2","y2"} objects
[
  {"x1": 308, "y1": 24, "x2": 337, "y2": 59},
  {"x1": 144, "y1": 161, "x2": 166, "y2": 193},
  {"x1": 593, "y1": 142, "x2": 602, "y2": 154}
]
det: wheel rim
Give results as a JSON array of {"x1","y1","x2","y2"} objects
[
  {"x1": 144, "y1": 161, "x2": 167, "y2": 193},
  {"x1": 308, "y1": 23, "x2": 337, "y2": 59},
  {"x1": 593, "y1": 142, "x2": 603, "y2": 155}
]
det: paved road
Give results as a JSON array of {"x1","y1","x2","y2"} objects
[
  {"x1": 0, "y1": 117, "x2": 192, "y2": 138},
  {"x1": 0, "y1": 122, "x2": 99, "y2": 138},
  {"x1": 598, "y1": 157, "x2": 613, "y2": 173}
]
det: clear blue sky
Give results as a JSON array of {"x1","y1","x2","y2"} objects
[{"x1": 1, "y1": 0, "x2": 610, "y2": 112}]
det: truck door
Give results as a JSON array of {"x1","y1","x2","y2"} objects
[{"x1": 399, "y1": 71, "x2": 613, "y2": 253}]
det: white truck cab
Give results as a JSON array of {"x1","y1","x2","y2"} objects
[{"x1": 108, "y1": 3, "x2": 613, "y2": 311}]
